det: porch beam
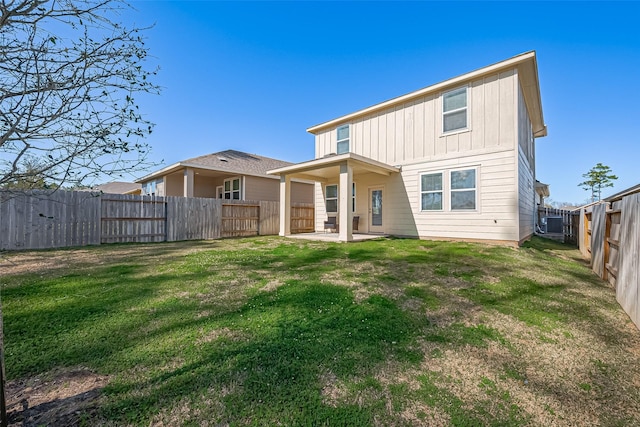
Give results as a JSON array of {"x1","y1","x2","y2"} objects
[{"x1": 290, "y1": 173, "x2": 329, "y2": 184}]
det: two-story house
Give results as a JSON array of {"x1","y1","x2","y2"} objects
[{"x1": 269, "y1": 51, "x2": 547, "y2": 245}]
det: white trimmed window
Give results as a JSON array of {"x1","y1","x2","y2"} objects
[
  {"x1": 442, "y1": 87, "x2": 468, "y2": 133},
  {"x1": 337, "y1": 125, "x2": 350, "y2": 154},
  {"x1": 450, "y1": 169, "x2": 476, "y2": 210},
  {"x1": 326, "y1": 184, "x2": 338, "y2": 213},
  {"x1": 223, "y1": 177, "x2": 241, "y2": 200},
  {"x1": 420, "y1": 173, "x2": 443, "y2": 211},
  {"x1": 325, "y1": 183, "x2": 356, "y2": 213}
]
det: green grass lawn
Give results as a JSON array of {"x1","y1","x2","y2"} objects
[{"x1": 2, "y1": 236, "x2": 639, "y2": 426}]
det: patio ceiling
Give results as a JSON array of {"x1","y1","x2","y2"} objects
[{"x1": 267, "y1": 152, "x2": 400, "y2": 182}]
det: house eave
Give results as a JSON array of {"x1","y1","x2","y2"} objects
[
  {"x1": 307, "y1": 51, "x2": 547, "y2": 139},
  {"x1": 268, "y1": 152, "x2": 401, "y2": 180}
]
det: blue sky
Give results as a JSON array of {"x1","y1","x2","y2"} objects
[{"x1": 127, "y1": 1, "x2": 640, "y2": 205}]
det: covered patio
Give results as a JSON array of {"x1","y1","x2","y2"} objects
[{"x1": 268, "y1": 153, "x2": 400, "y2": 242}]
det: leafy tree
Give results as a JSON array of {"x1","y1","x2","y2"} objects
[
  {"x1": 0, "y1": 0, "x2": 160, "y2": 190},
  {"x1": 578, "y1": 163, "x2": 618, "y2": 202}
]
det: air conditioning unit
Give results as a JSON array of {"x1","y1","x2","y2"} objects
[{"x1": 543, "y1": 216, "x2": 563, "y2": 234}]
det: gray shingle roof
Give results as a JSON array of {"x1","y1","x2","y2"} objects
[
  {"x1": 181, "y1": 150, "x2": 294, "y2": 178},
  {"x1": 94, "y1": 181, "x2": 141, "y2": 194}
]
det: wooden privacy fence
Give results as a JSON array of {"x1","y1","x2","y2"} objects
[
  {"x1": 0, "y1": 190, "x2": 101, "y2": 249},
  {"x1": 579, "y1": 193, "x2": 640, "y2": 329},
  {"x1": 0, "y1": 190, "x2": 314, "y2": 250},
  {"x1": 537, "y1": 206, "x2": 579, "y2": 244}
]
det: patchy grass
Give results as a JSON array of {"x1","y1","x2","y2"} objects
[{"x1": 1, "y1": 236, "x2": 639, "y2": 426}]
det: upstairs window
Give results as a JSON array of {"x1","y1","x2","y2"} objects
[
  {"x1": 224, "y1": 177, "x2": 241, "y2": 200},
  {"x1": 443, "y1": 87, "x2": 468, "y2": 133},
  {"x1": 336, "y1": 125, "x2": 350, "y2": 154},
  {"x1": 326, "y1": 184, "x2": 338, "y2": 213},
  {"x1": 450, "y1": 169, "x2": 476, "y2": 210}
]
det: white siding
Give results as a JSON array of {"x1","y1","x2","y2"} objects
[
  {"x1": 309, "y1": 66, "x2": 539, "y2": 244},
  {"x1": 393, "y1": 150, "x2": 519, "y2": 242},
  {"x1": 315, "y1": 70, "x2": 518, "y2": 166},
  {"x1": 517, "y1": 81, "x2": 535, "y2": 242},
  {"x1": 311, "y1": 150, "x2": 520, "y2": 242},
  {"x1": 518, "y1": 147, "x2": 535, "y2": 241},
  {"x1": 314, "y1": 182, "x2": 327, "y2": 231}
]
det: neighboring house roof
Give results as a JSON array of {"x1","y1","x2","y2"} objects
[
  {"x1": 604, "y1": 183, "x2": 640, "y2": 202},
  {"x1": 94, "y1": 181, "x2": 142, "y2": 194},
  {"x1": 307, "y1": 51, "x2": 547, "y2": 138},
  {"x1": 136, "y1": 150, "x2": 295, "y2": 183}
]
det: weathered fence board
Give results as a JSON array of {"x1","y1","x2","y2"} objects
[
  {"x1": 616, "y1": 194, "x2": 640, "y2": 329},
  {"x1": 291, "y1": 203, "x2": 315, "y2": 234},
  {"x1": 167, "y1": 197, "x2": 221, "y2": 241},
  {"x1": 579, "y1": 209, "x2": 592, "y2": 259},
  {"x1": 591, "y1": 203, "x2": 607, "y2": 278},
  {"x1": 578, "y1": 193, "x2": 640, "y2": 330},
  {"x1": 0, "y1": 190, "x2": 101, "y2": 250},
  {"x1": 222, "y1": 202, "x2": 260, "y2": 237},
  {"x1": 259, "y1": 200, "x2": 280, "y2": 236},
  {"x1": 101, "y1": 194, "x2": 166, "y2": 244}
]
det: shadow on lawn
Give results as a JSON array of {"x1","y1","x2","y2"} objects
[
  {"x1": 100, "y1": 282, "x2": 424, "y2": 425},
  {"x1": 4, "y1": 236, "x2": 637, "y2": 425}
]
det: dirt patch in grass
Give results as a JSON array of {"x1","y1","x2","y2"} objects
[
  {"x1": 0, "y1": 240, "x2": 220, "y2": 277},
  {"x1": 6, "y1": 367, "x2": 109, "y2": 427}
]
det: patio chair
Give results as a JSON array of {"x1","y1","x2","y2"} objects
[{"x1": 324, "y1": 216, "x2": 338, "y2": 232}]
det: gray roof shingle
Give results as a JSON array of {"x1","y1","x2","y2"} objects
[{"x1": 181, "y1": 149, "x2": 294, "y2": 178}]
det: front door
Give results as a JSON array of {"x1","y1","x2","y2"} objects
[{"x1": 369, "y1": 187, "x2": 384, "y2": 234}]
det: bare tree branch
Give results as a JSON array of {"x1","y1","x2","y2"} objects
[{"x1": 0, "y1": 0, "x2": 160, "y2": 189}]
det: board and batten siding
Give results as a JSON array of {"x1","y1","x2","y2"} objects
[
  {"x1": 309, "y1": 67, "x2": 546, "y2": 244},
  {"x1": 516, "y1": 82, "x2": 536, "y2": 241},
  {"x1": 313, "y1": 182, "x2": 326, "y2": 231},
  {"x1": 393, "y1": 150, "x2": 519, "y2": 241},
  {"x1": 314, "y1": 69, "x2": 519, "y2": 164},
  {"x1": 517, "y1": 147, "x2": 535, "y2": 241},
  {"x1": 312, "y1": 150, "x2": 519, "y2": 242}
]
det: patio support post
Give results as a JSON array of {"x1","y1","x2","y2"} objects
[
  {"x1": 279, "y1": 174, "x2": 291, "y2": 236},
  {"x1": 183, "y1": 167, "x2": 194, "y2": 197},
  {"x1": 339, "y1": 162, "x2": 353, "y2": 242}
]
